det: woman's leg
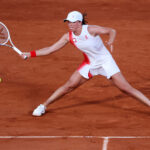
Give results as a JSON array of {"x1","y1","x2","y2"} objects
[
  {"x1": 110, "y1": 72, "x2": 150, "y2": 106},
  {"x1": 32, "y1": 71, "x2": 88, "y2": 116},
  {"x1": 43, "y1": 70, "x2": 88, "y2": 107}
]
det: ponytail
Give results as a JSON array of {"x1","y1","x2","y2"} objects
[{"x1": 82, "y1": 13, "x2": 88, "y2": 25}]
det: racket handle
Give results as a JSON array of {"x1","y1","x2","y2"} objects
[
  {"x1": 13, "y1": 46, "x2": 22, "y2": 55},
  {"x1": 13, "y1": 46, "x2": 27, "y2": 59}
]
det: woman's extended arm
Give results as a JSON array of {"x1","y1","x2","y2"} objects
[{"x1": 22, "y1": 33, "x2": 69, "y2": 58}]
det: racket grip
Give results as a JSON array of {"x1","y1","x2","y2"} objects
[
  {"x1": 13, "y1": 46, "x2": 27, "y2": 59},
  {"x1": 13, "y1": 46, "x2": 22, "y2": 55}
]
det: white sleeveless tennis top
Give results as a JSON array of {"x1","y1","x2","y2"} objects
[
  {"x1": 69, "y1": 24, "x2": 120, "y2": 79},
  {"x1": 70, "y1": 25, "x2": 112, "y2": 63}
]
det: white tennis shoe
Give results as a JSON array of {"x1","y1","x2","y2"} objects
[{"x1": 32, "y1": 104, "x2": 46, "y2": 116}]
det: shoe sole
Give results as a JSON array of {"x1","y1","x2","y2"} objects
[{"x1": 32, "y1": 111, "x2": 45, "y2": 116}]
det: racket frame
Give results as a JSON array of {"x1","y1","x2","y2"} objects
[{"x1": 0, "y1": 22, "x2": 27, "y2": 58}]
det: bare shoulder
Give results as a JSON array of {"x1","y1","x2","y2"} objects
[
  {"x1": 88, "y1": 25, "x2": 105, "y2": 36},
  {"x1": 88, "y1": 25, "x2": 103, "y2": 30},
  {"x1": 88, "y1": 25, "x2": 116, "y2": 35}
]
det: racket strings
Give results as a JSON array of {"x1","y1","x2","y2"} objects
[{"x1": 0, "y1": 24, "x2": 9, "y2": 44}]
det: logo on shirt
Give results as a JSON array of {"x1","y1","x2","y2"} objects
[{"x1": 85, "y1": 35, "x2": 88, "y2": 40}]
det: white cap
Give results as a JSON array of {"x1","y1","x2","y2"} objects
[{"x1": 64, "y1": 11, "x2": 83, "y2": 22}]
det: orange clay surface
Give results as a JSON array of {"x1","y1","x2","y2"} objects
[{"x1": 0, "y1": 0, "x2": 150, "y2": 149}]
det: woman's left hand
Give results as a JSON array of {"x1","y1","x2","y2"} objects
[{"x1": 105, "y1": 41, "x2": 114, "y2": 53}]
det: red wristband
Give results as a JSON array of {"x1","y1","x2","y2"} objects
[{"x1": 30, "y1": 51, "x2": 36, "y2": 57}]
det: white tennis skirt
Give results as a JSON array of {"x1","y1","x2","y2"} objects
[{"x1": 77, "y1": 55, "x2": 120, "y2": 79}]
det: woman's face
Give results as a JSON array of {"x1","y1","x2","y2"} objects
[{"x1": 67, "y1": 21, "x2": 81, "y2": 32}]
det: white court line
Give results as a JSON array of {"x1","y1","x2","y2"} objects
[
  {"x1": 0, "y1": 136, "x2": 150, "y2": 150},
  {"x1": 102, "y1": 137, "x2": 109, "y2": 150},
  {"x1": 0, "y1": 136, "x2": 150, "y2": 139}
]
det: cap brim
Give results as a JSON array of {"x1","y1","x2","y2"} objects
[
  {"x1": 64, "y1": 19, "x2": 68, "y2": 22},
  {"x1": 63, "y1": 19, "x2": 78, "y2": 23},
  {"x1": 64, "y1": 18, "x2": 82, "y2": 23}
]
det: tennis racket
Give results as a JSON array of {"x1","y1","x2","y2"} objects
[{"x1": 0, "y1": 22, "x2": 27, "y2": 59}]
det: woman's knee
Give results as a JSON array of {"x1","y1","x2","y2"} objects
[
  {"x1": 111, "y1": 72, "x2": 134, "y2": 93},
  {"x1": 119, "y1": 84, "x2": 134, "y2": 93},
  {"x1": 61, "y1": 71, "x2": 87, "y2": 94},
  {"x1": 115, "y1": 80, "x2": 136, "y2": 94},
  {"x1": 62, "y1": 80, "x2": 79, "y2": 93}
]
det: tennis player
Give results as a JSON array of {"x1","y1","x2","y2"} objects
[{"x1": 22, "y1": 11, "x2": 150, "y2": 116}]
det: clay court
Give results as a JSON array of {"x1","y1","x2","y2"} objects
[{"x1": 0, "y1": 0, "x2": 150, "y2": 149}]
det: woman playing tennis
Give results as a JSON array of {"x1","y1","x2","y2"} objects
[{"x1": 22, "y1": 11, "x2": 150, "y2": 116}]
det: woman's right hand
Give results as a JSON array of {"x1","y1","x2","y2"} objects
[{"x1": 21, "y1": 52, "x2": 31, "y2": 60}]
